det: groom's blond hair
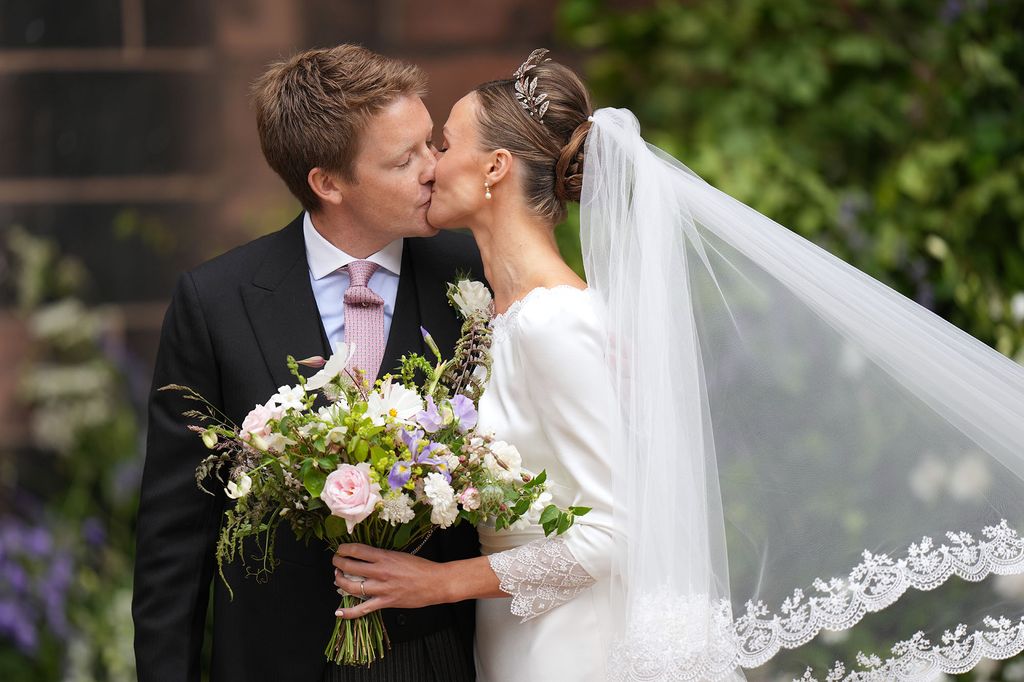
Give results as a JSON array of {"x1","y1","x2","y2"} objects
[{"x1": 252, "y1": 45, "x2": 427, "y2": 211}]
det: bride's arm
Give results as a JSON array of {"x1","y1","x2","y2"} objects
[{"x1": 330, "y1": 545, "x2": 504, "y2": 618}]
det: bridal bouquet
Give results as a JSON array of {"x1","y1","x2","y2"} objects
[{"x1": 164, "y1": 279, "x2": 589, "y2": 666}]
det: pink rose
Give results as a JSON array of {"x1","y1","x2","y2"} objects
[
  {"x1": 459, "y1": 487, "x2": 481, "y2": 511},
  {"x1": 322, "y1": 463, "x2": 382, "y2": 533},
  {"x1": 239, "y1": 402, "x2": 281, "y2": 442}
]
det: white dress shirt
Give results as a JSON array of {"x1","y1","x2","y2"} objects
[{"x1": 302, "y1": 211, "x2": 403, "y2": 352}]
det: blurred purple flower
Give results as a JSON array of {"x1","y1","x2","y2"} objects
[
  {"x1": 82, "y1": 517, "x2": 106, "y2": 548},
  {"x1": 415, "y1": 396, "x2": 444, "y2": 433},
  {"x1": 941, "y1": 0, "x2": 963, "y2": 22},
  {"x1": 388, "y1": 461, "x2": 413, "y2": 489},
  {"x1": 0, "y1": 600, "x2": 38, "y2": 654},
  {"x1": 450, "y1": 395, "x2": 478, "y2": 433},
  {"x1": 23, "y1": 526, "x2": 52, "y2": 557}
]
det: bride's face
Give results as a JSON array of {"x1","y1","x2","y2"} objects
[{"x1": 427, "y1": 93, "x2": 491, "y2": 230}]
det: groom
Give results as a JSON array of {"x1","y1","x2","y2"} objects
[{"x1": 133, "y1": 46, "x2": 481, "y2": 682}]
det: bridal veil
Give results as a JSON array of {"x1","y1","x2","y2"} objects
[{"x1": 582, "y1": 108, "x2": 1024, "y2": 680}]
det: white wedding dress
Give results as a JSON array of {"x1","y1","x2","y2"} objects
[{"x1": 474, "y1": 285, "x2": 617, "y2": 682}]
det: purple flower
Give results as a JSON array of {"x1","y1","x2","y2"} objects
[
  {"x1": 415, "y1": 396, "x2": 444, "y2": 433},
  {"x1": 0, "y1": 600, "x2": 38, "y2": 654},
  {"x1": 420, "y1": 457, "x2": 452, "y2": 483},
  {"x1": 82, "y1": 517, "x2": 106, "y2": 548},
  {"x1": 399, "y1": 428, "x2": 424, "y2": 454},
  {"x1": 450, "y1": 395, "x2": 478, "y2": 432},
  {"x1": 388, "y1": 461, "x2": 413, "y2": 489},
  {"x1": 23, "y1": 526, "x2": 52, "y2": 557}
]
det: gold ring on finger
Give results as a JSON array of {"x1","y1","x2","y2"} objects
[{"x1": 359, "y1": 581, "x2": 367, "y2": 599}]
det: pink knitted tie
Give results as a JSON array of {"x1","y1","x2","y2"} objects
[{"x1": 343, "y1": 260, "x2": 385, "y2": 382}]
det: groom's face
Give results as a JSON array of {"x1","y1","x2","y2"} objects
[{"x1": 339, "y1": 95, "x2": 439, "y2": 240}]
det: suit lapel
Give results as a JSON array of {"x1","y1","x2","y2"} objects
[
  {"x1": 409, "y1": 238, "x2": 465, "y2": 361},
  {"x1": 241, "y1": 216, "x2": 330, "y2": 390},
  {"x1": 379, "y1": 239, "x2": 424, "y2": 378}
]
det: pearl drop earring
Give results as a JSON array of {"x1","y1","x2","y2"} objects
[{"x1": 484, "y1": 182, "x2": 492, "y2": 200}]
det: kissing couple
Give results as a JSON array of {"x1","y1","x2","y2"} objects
[{"x1": 134, "y1": 44, "x2": 1024, "y2": 682}]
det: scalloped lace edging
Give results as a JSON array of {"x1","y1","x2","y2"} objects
[
  {"x1": 797, "y1": 616, "x2": 1024, "y2": 681},
  {"x1": 488, "y1": 535, "x2": 596, "y2": 622},
  {"x1": 606, "y1": 520, "x2": 1024, "y2": 681},
  {"x1": 490, "y1": 285, "x2": 589, "y2": 343}
]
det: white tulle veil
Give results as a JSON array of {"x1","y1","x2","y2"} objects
[{"x1": 581, "y1": 108, "x2": 1024, "y2": 681}]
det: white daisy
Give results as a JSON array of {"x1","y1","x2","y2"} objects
[{"x1": 366, "y1": 377, "x2": 424, "y2": 426}]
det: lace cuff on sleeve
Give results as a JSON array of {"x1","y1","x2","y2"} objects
[{"x1": 487, "y1": 536, "x2": 597, "y2": 622}]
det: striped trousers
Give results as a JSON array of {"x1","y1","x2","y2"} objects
[{"x1": 322, "y1": 626, "x2": 474, "y2": 682}]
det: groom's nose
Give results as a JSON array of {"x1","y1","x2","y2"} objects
[{"x1": 420, "y1": 149, "x2": 437, "y2": 185}]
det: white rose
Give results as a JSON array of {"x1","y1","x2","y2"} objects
[
  {"x1": 423, "y1": 472, "x2": 456, "y2": 508},
  {"x1": 430, "y1": 500, "x2": 459, "y2": 528},
  {"x1": 484, "y1": 441, "x2": 522, "y2": 482},
  {"x1": 451, "y1": 280, "x2": 493, "y2": 317}
]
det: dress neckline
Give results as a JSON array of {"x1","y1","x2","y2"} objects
[{"x1": 490, "y1": 285, "x2": 589, "y2": 341}]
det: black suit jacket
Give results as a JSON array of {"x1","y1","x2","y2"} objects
[{"x1": 133, "y1": 215, "x2": 483, "y2": 682}]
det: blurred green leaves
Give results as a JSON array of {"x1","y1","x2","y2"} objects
[{"x1": 557, "y1": 0, "x2": 1024, "y2": 360}]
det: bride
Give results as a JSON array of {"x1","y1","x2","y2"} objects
[{"x1": 331, "y1": 50, "x2": 1024, "y2": 681}]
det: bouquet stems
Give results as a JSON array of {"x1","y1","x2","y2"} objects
[{"x1": 325, "y1": 594, "x2": 390, "y2": 666}]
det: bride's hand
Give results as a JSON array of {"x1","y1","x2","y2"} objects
[{"x1": 331, "y1": 543, "x2": 448, "y2": 619}]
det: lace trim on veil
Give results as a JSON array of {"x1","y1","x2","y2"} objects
[{"x1": 609, "y1": 520, "x2": 1024, "y2": 681}]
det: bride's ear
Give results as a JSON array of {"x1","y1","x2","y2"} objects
[
  {"x1": 308, "y1": 167, "x2": 345, "y2": 207},
  {"x1": 483, "y1": 149, "x2": 513, "y2": 189}
]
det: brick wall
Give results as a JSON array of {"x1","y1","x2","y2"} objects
[{"x1": 0, "y1": 0, "x2": 601, "y2": 444}]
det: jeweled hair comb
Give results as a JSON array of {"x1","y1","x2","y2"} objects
[{"x1": 513, "y1": 48, "x2": 552, "y2": 123}]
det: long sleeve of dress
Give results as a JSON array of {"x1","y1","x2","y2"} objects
[{"x1": 486, "y1": 288, "x2": 617, "y2": 621}]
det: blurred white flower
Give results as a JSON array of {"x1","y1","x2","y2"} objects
[
  {"x1": 268, "y1": 384, "x2": 306, "y2": 412},
  {"x1": 527, "y1": 491, "x2": 554, "y2": 524},
  {"x1": 818, "y1": 628, "x2": 849, "y2": 645},
  {"x1": 484, "y1": 441, "x2": 523, "y2": 482},
  {"x1": 305, "y1": 342, "x2": 356, "y2": 391},
  {"x1": 993, "y1": 572, "x2": 1024, "y2": 600},
  {"x1": 317, "y1": 402, "x2": 348, "y2": 423},
  {"x1": 838, "y1": 343, "x2": 868, "y2": 379},
  {"x1": 1011, "y1": 292, "x2": 1024, "y2": 324},
  {"x1": 423, "y1": 471, "x2": 455, "y2": 505},
  {"x1": 972, "y1": 656, "x2": 999, "y2": 680},
  {"x1": 430, "y1": 500, "x2": 459, "y2": 528},
  {"x1": 1004, "y1": 660, "x2": 1024, "y2": 682},
  {"x1": 908, "y1": 454, "x2": 948, "y2": 503},
  {"x1": 947, "y1": 453, "x2": 992, "y2": 503},
  {"x1": 379, "y1": 489, "x2": 415, "y2": 525},
  {"x1": 449, "y1": 279, "x2": 493, "y2": 317},
  {"x1": 225, "y1": 473, "x2": 252, "y2": 499}
]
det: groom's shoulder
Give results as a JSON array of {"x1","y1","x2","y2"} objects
[{"x1": 187, "y1": 217, "x2": 302, "y2": 288}]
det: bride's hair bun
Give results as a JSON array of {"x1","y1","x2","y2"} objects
[
  {"x1": 474, "y1": 54, "x2": 593, "y2": 223},
  {"x1": 555, "y1": 119, "x2": 591, "y2": 203}
]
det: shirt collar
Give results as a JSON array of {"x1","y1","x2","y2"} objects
[{"x1": 303, "y1": 211, "x2": 404, "y2": 281}]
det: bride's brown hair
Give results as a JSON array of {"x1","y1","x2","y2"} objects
[{"x1": 473, "y1": 53, "x2": 593, "y2": 223}]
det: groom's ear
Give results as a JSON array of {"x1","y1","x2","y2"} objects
[
  {"x1": 307, "y1": 167, "x2": 346, "y2": 207},
  {"x1": 484, "y1": 149, "x2": 513, "y2": 186}
]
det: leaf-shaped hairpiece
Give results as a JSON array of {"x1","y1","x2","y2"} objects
[{"x1": 513, "y1": 48, "x2": 552, "y2": 123}]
